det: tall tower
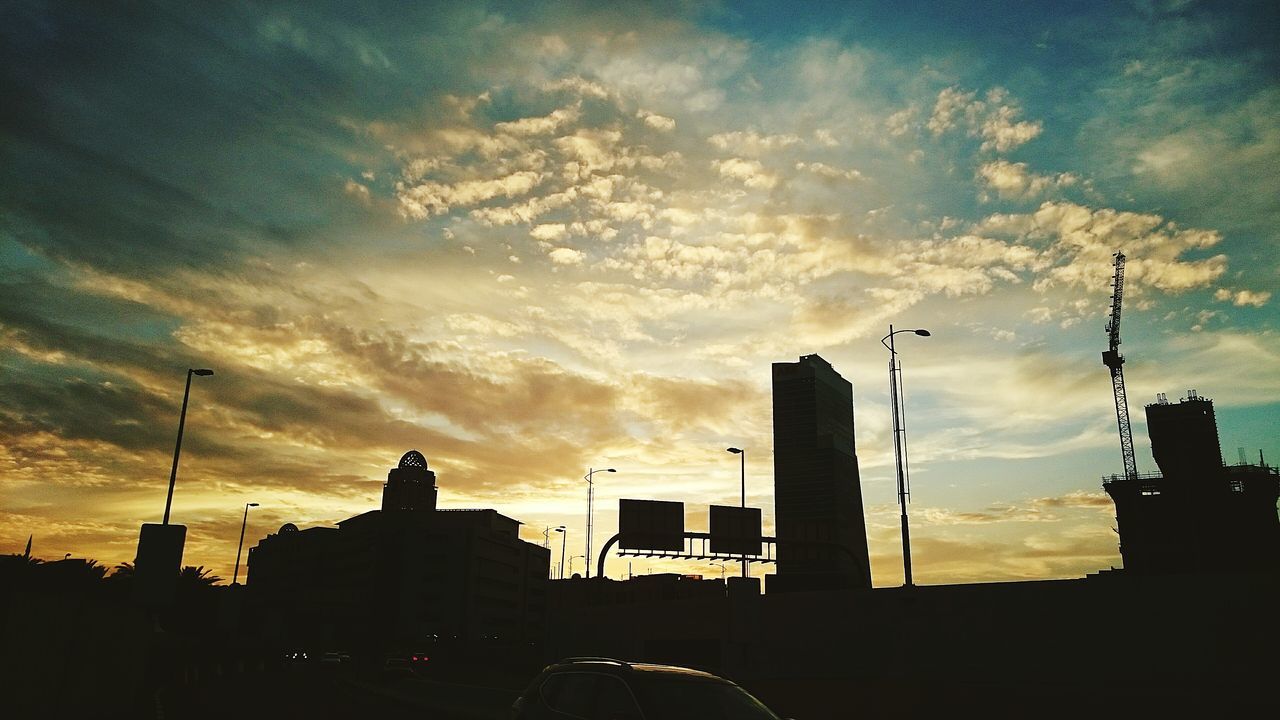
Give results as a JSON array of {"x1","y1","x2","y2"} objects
[
  {"x1": 1146, "y1": 391, "x2": 1222, "y2": 480},
  {"x1": 771, "y1": 354, "x2": 871, "y2": 590},
  {"x1": 382, "y1": 450, "x2": 438, "y2": 512}
]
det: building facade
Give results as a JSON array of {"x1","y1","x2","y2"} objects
[
  {"x1": 247, "y1": 451, "x2": 549, "y2": 651},
  {"x1": 769, "y1": 354, "x2": 871, "y2": 592},
  {"x1": 1104, "y1": 392, "x2": 1279, "y2": 574}
]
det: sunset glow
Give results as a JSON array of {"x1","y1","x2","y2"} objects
[{"x1": 2, "y1": 1, "x2": 1276, "y2": 585}]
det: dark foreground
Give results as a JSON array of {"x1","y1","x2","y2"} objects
[
  {"x1": 158, "y1": 662, "x2": 519, "y2": 720},
  {"x1": 5, "y1": 567, "x2": 1277, "y2": 718}
]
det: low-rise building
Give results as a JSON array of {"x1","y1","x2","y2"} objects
[{"x1": 247, "y1": 451, "x2": 549, "y2": 651}]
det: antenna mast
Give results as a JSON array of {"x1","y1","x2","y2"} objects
[{"x1": 1102, "y1": 251, "x2": 1138, "y2": 480}]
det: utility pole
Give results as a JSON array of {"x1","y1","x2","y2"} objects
[
  {"x1": 584, "y1": 467, "x2": 616, "y2": 579},
  {"x1": 883, "y1": 326, "x2": 930, "y2": 587}
]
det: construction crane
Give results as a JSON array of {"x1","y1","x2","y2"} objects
[{"x1": 1102, "y1": 251, "x2": 1138, "y2": 480}]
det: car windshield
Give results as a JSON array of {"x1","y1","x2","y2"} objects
[{"x1": 631, "y1": 676, "x2": 780, "y2": 720}]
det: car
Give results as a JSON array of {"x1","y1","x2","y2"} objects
[
  {"x1": 509, "y1": 657, "x2": 784, "y2": 720},
  {"x1": 319, "y1": 651, "x2": 350, "y2": 667},
  {"x1": 381, "y1": 657, "x2": 415, "y2": 679},
  {"x1": 407, "y1": 652, "x2": 431, "y2": 672}
]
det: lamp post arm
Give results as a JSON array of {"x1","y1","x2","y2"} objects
[
  {"x1": 233, "y1": 504, "x2": 250, "y2": 585},
  {"x1": 163, "y1": 370, "x2": 195, "y2": 525}
]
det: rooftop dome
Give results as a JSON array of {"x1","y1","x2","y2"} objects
[
  {"x1": 279, "y1": 523, "x2": 299, "y2": 533},
  {"x1": 399, "y1": 450, "x2": 428, "y2": 469}
]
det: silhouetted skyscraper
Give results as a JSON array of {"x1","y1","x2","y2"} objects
[{"x1": 770, "y1": 354, "x2": 871, "y2": 591}]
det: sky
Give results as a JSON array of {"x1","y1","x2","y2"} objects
[{"x1": 2, "y1": 0, "x2": 1277, "y2": 586}]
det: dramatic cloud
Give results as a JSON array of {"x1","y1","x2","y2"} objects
[
  {"x1": 927, "y1": 87, "x2": 1042, "y2": 153},
  {"x1": 1, "y1": 1, "x2": 1274, "y2": 585},
  {"x1": 977, "y1": 160, "x2": 1076, "y2": 201}
]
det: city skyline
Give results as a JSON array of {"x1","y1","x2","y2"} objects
[{"x1": 2, "y1": 1, "x2": 1278, "y2": 586}]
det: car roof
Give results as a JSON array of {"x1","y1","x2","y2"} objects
[{"x1": 547, "y1": 658, "x2": 727, "y2": 682}]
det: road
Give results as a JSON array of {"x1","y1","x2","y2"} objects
[{"x1": 158, "y1": 664, "x2": 520, "y2": 720}]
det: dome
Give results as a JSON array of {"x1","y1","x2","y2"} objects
[
  {"x1": 279, "y1": 523, "x2": 299, "y2": 533},
  {"x1": 399, "y1": 450, "x2": 428, "y2": 469}
]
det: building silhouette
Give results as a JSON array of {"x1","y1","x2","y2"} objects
[
  {"x1": 381, "y1": 449, "x2": 438, "y2": 511},
  {"x1": 1105, "y1": 392, "x2": 1279, "y2": 574},
  {"x1": 1146, "y1": 391, "x2": 1222, "y2": 480},
  {"x1": 768, "y1": 354, "x2": 871, "y2": 592},
  {"x1": 247, "y1": 450, "x2": 549, "y2": 650}
]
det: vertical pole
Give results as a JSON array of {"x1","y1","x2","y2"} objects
[
  {"x1": 740, "y1": 450, "x2": 748, "y2": 578},
  {"x1": 560, "y1": 530, "x2": 567, "y2": 580},
  {"x1": 889, "y1": 326, "x2": 914, "y2": 587},
  {"x1": 233, "y1": 504, "x2": 249, "y2": 585},
  {"x1": 585, "y1": 469, "x2": 593, "y2": 579},
  {"x1": 544, "y1": 527, "x2": 553, "y2": 578},
  {"x1": 163, "y1": 370, "x2": 194, "y2": 525}
]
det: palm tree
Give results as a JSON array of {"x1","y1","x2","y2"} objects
[
  {"x1": 0, "y1": 553, "x2": 42, "y2": 587},
  {"x1": 179, "y1": 565, "x2": 222, "y2": 586},
  {"x1": 79, "y1": 558, "x2": 109, "y2": 580},
  {"x1": 111, "y1": 561, "x2": 135, "y2": 578}
]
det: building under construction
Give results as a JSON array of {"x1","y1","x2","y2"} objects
[
  {"x1": 1104, "y1": 391, "x2": 1279, "y2": 574},
  {"x1": 1097, "y1": 252, "x2": 1278, "y2": 574}
]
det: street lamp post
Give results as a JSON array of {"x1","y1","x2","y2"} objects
[
  {"x1": 163, "y1": 368, "x2": 213, "y2": 525},
  {"x1": 726, "y1": 447, "x2": 747, "y2": 578},
  {"x1": 881, "y1": 325, "x2": 931, "y2": 587},
  {"x1": 584, "y1": 467, "x2": 616, "y2": 579},
  {"x1": 570, "y1": 555, "x2": 586, "y2": 577},
  {"x1": 554, "y1": 526, "x2": 566, "y2": 580},
  {"x1": 232, "y1": 502, "x2": 259, "y2": 585}
]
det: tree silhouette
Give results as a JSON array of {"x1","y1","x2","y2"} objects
[
  {"x1": 78, "y1": 558, "x2": 109, "y2": 581},
  {"x1": 179, "y1": 565, "x2": 221, "y2": 587},
  {"x1": 0, "y1": 553, "x2": 43, "y2": 588}
]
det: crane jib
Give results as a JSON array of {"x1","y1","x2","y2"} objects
[{"x1": 1103, "y1": 251, "x2": 1137, "y2": 480}]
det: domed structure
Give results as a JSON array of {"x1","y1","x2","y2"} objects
[
  {"x1": 280, "y1": 523, "x2": 299, "y2": 533},
  {"x1": 399, "y1": 450, "x2": 428, "y2": 469},
  {"x1": 384, "y1": 449, "x2": 438, "y2": 512}
]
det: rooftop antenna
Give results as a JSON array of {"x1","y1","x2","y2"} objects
[{"x1": 1102, "y1": 251, "x2": 1139, "y2": 480}]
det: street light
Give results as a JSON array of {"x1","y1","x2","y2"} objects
[
  {"x1": 554, "y1": 526, "x2": 566, "y2": 580},
  {"x1": 570, "y1": 555, "x2": 586, "y2": 577},
  {"x1": 881, "y1": 325, "x2": 931, "y2": 587},
  {"x1": 232, "y1": 502, "x2": 259, "y2": 585},
  {"x1": 584, "y1": 467, "x2": 616, "y2": 579},
  {"x1": 726, "y1": 447, "x2": 747, "y2": 578},
  {"x1": 163, "y1": 368, "x2": 214, "y2": 525}
]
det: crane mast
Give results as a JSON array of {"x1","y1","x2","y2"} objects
[{"x1": 1102, "y1": 251, "x2": 1138, "y2": 480}]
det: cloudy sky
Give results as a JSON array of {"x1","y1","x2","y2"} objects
[{"x1": 2, "y1": 0, "x2": 1276, "y2": 585}]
